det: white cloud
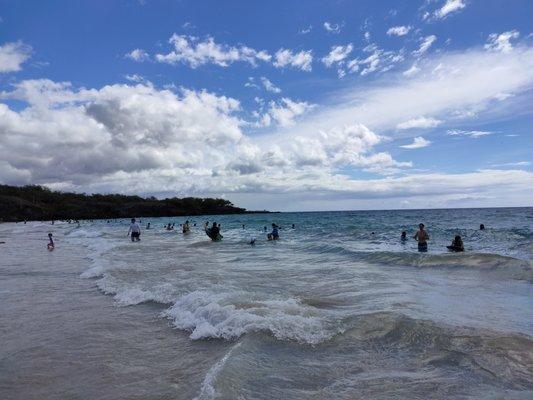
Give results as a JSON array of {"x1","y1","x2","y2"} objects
[
  {"x1": 244, "y1": 77, "x2": 259, "y2": 89},
  {"x1": 321, "y1": 44, "x2": 353, "y2": 67},
  {"x1": 346, "y1": 44, "x2": 404, "y2": 76},
  {"x1": 400, "y1": 136, "x2": 431, "y2": 149},
  {"x1": 155, "y1": 34, "x2": 271, "y2": 68},
  {"x1": 125, "y1": 48, "x2": 149, "y2": 62},
  {"x1": 447, "y1": 129, "x2": 493, "y2": 138},
  {"x1": 491, "y1": 161, "x2": 531, "y2": 167},
  {"x1": 298, "y1": 25, "x2": 312, "y2": 35},
  {"x1": 485, "y1": 30, "x2": 520, "y2": 53},
  {"x1": 273, "y1": 48, "x2": 313, "y2": 71},
  {"x1": 124, "y1": 74, "x2": 145, "y2": 83},
  {"x1": 0, "y1": 41, "x2": 32, "y2": 73},
  {"x1": 0, "y1": 80, "x2": 244, "y2": 188},
  {"x1": 386, "y1": 25, "x2": 411, "y2": 36},
  {"x1": 260, "y1": 77, "x2": 281, "y2": 93},
  {"x1": 413, "y1": 35, "x2": 437, "y2": 56},
  {"x1": 323, "y1": 22, "x2": 341, "y2": 34},
  {"x1": 434, "y1": 0, "x2": 466, "y2": 19},
  {"x1": 2, "y1": 41, "x2": 533, "y2": 210},
  {"x1": 265, "y1": 98, "x2": 314, "y2": 127},
  {"x1": 403, "y1": 64, "x2": 420, "y2": 77},
  {"x1": 397, "y1": 117, "x2": 442, "y2": 130}
]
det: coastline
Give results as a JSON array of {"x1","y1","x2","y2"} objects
[{"x1": 0, "y1": 222, "x2": 230, "y2": 399}]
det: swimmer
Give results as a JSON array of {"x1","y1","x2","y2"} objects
[
  {"x1": 269, "y1": 223, "x2": 280, "y2": 240},
  {"x1": 249, "y1": 237, "x2": 256, "y2": 246},
  {"x1": 183, "y1": 220, "x2": 190, "y2": 233},
  {"x1": 447, "y1": 235, "x2": 464, "y2": 252},
  {"x1": 413, "y1": 223, "x2": 429, "y2": 252},
  {"x1": 47, "y1": 233, "x2": 55, "y2": 251},
  {"x1": 146, "y1": 222, "x2": 151, "y2": 229},
  {"x1": 401, "y1": 231, "x2": 407, "y2": 241},
  {"x1": 242, "y1": 224, "x2": 246, "y2": 229},
  {"x1": 127, "y1": 218, "x2": 141, "y2": 242},
  {"x1": 292, "y1": 224, "x2": 295, "y2": 229},
  {"x1": 480, "y1": 224, "x2": 485, "y2": 230}
]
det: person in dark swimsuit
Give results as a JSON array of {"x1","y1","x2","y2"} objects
[
  {"x1": 413, "y1": 223, "x2": 429, "y2": 252},
  {"x1": 447, "y1": 235, "x2": 464, "y2": 252}
]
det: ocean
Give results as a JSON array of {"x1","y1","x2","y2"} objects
[{"x1": 1, "y1": 208, "x2": 532, "y2": 399}]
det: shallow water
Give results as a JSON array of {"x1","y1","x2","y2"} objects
[{"x1": 1, "y1": 208, "x2": 532, "y2": 399}]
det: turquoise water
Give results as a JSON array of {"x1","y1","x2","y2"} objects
[{"x1": 1, "y1": 208, "x2": 532, "y2": 399}]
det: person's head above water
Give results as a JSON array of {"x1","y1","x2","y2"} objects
[
  {"x1": 480, "y1": 224, "x2": 485, "y2": 230},
  {"x1": 131, "y1": 218, "x2": 135, "y2": 223}
]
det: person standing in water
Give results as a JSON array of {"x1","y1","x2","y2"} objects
[
  {"x1": 47, "y1": 233, "x2": 55, "y2": 251},
  {"x1": 413, "y1": 223, "x2": 429, "y2": 252},
  {"x1": 268, "y1": 223, "x2": 279, "y2": 240},
  {"x1": 127, "y1": 218, "x2": 141, "y2": 242},
  {"x1": 401, "y1": 231, "x2": 407, "y2": 242},
  {"x1": 183, "y1": 220, "x2": 190, "y2": 233}
]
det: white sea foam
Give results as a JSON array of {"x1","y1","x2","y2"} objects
[
  {"x1": 194, "y1": 342, "x2": 242, "y2": 400},
  {"x1": 162, "y1": 290, "x2": 338, "y2": 344},
  {"x1": 96, "y1": 276, "x2": 177, "y2": 305}
]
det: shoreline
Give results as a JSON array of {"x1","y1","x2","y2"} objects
[{"x1": 0, "y1": 222, "x2": 230, "y2": 399}]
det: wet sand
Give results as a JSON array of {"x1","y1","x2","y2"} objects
[{"x1": 0, "y1": 224, "x2": 229, "y2": 400}]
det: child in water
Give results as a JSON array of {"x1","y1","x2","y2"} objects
[
  {"x1": 47, "y1": 233, "x2": 55, "y2": 251},
  {"x1": 268, "y1": 223, "x2": 279, "y2": 240}
]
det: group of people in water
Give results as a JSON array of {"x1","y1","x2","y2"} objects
[
  {"x1": 402, "y1": 223, "x2": 486, "y2": 252},
  {"x1": 124, "y1": 218, "x2": 285, "y2": 243},
  {"x1": 42, "y1": 218, "x2": 485, "y2": 253}
]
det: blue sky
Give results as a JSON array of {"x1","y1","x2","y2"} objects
[{"x1": 0, "y1": 0, "x2": 532, "y2": 210}]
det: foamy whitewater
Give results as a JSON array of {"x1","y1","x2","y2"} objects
[{"x1": 1, "y1": 208, "x2": 532, "y2": 399}]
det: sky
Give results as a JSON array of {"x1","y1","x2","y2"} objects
[{"x1": 0, "y1": 0, "x2": 532, "y2": 211}]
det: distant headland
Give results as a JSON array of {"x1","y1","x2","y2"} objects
[{"x1": 0, "y1": 184, "x2": 264, "y2": 222}]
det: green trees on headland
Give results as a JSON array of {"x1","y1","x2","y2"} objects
[{"x1": 0, "y1": 184, "x2": 247, "y2": 221}]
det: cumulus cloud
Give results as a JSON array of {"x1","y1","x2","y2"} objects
[
  {"x1": 125, "y1": 48, "x2": 149, "y2": 62},
  {"x1": 484, "y1": 30, "x2": 520, "y2": 53},
  {"x1": 273, "y1": 48, "x2": 313, "y2": 71},
  {"x1": 413, "y1": 35, "x2": 437, "y2": 56},
  {"x1": 256, "y1": 98, "x2": 314, "y2": 127},
  {"x1": 2, "y1": 41, "x2": 533, "y2": 209},
  {"x1": 400, "y1": 136, "x2": 431, "y2": 149},
  {"x1": 323, "y1": 22, "x2": 342, "y2": 34},
  {"x1": 397, "y1": 117, "x2": 442, "y2": 130},
  {"x1": 154, "y1": 34, "x2": 271, "y2": 68},
  {"x1": 260, "y1": 77, "x2": 281, "y2": 93},
  {"x1": 321, "y1": 44, "x2": 353, "y2": 67},
  {"x1": 0, "y1": 41, "x2": 32, "y2": 73},
  {"x1": 434, "y1": 0, "x2": 466, "y2": 19},
  {"x1": 386, "y1": 26, "x2": 411, "y2": 36},
  {"x1": 0, "y1": 80, "x2": 244, "y2": 187}
]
